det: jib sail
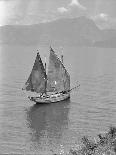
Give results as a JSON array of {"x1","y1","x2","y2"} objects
[{"x1": 23, "y1": 52, "x2": 47, "y2": 93}]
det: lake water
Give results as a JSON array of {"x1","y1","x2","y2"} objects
[{"x1": 0, "y1": 45, "x2": 116, "y2": 154}]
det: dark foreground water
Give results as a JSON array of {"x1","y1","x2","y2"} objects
[{"x1": 0, "y1": 45, "x2": 116, "y2": 154}]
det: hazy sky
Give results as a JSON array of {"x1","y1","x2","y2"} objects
[{"x1": 0, "y1": 0, "x2": 116, "y2": 29}]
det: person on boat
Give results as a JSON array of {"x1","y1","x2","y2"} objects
[
  {"x1": 40, "y1": 92, "x2": 44, "y2": 98},
  {"x1": 60, "y1": 90, "x2": 67, "y2": 94},
  {"x1": 39, "y1": 92, "x2": 49, "y2": 98}
]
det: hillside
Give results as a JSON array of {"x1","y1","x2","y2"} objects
[{"x1": 0, "y1": 16, "x2": 103, "y2": 46}]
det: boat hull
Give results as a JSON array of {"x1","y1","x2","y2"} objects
[{"x1": 29, "y1": 92, "x2": 70, "y2": 104}]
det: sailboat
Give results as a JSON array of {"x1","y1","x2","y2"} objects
[{"x1": 23, "y1": 47, "x2": 70, "y2": 103}]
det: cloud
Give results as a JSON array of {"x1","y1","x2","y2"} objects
[
  {"x1": 57, "y1": 0, "x2": 86, "y2": 17},
  {"x1": 57, "y1": 7, "x2": 68, "y2": 13},
  {"x1": 90, "y1": 13, "x2": 116, "y2": 29},
  {"x1": 0, "y1": 1, "x2": 6, "y2": 25},
  {"x1": 92, "y1": 13, "x2": 109, "y2": 21},
  {"x1": 69, "y1": 0, "x2": 86, "y2": 10}
]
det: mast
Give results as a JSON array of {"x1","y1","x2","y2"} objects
[
  {"x1": 60, "y1": 46, "x2": 63, "y2": 64},
  {"x1": 60, "y1": 47, "x2": 65, "y2": 89},
  {"x1": 61, "y1": 55, "x2": 63, "y2": 64},
  {"x1": 44, "y1": 56, "x2": 47, "y2": 94}
]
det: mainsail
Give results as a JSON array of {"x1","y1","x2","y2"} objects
[
  {"x1": 23, "y1": 52, "x2": 47, "y2": 93},
  {"x1": 47, "y1": 48, "x2": 70, "y2": 92}
]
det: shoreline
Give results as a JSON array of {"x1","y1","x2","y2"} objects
[{"x1": 54, "y1": 126, "x2": 116, "y2": 155}]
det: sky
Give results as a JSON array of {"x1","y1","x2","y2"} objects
[{"x1": 0, "y1": 0, "x2": 116, "y2": 29}]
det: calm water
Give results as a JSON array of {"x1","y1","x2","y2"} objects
[{"x1": 0, "y1": 45, "x2": 116, "y2": 154}]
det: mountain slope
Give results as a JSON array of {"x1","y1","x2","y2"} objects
[
  {"x1": 93, "y1": 29, "x2": 116, "y2": 48},
  {"x1": 0, "y1": 16, "x2": 103, "y2": 46}
]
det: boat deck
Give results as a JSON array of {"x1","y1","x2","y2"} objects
[{"x1": 29, "y1": 92, "x2": 70, "y2": 103}]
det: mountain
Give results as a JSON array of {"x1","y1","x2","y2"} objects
[
  {"x1": 0, "y1": 16, "x2": 103, "y2": 46},
  {"x1": 94, "y1": 37, "x2": 116, "y2": 48},
  {"x1": 93, "y1": 29, "x2": 116, "y2": 48}
]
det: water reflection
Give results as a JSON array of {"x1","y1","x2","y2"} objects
[{"x1": 26, "y1": 100, "x2": 70, "y2": 151}]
